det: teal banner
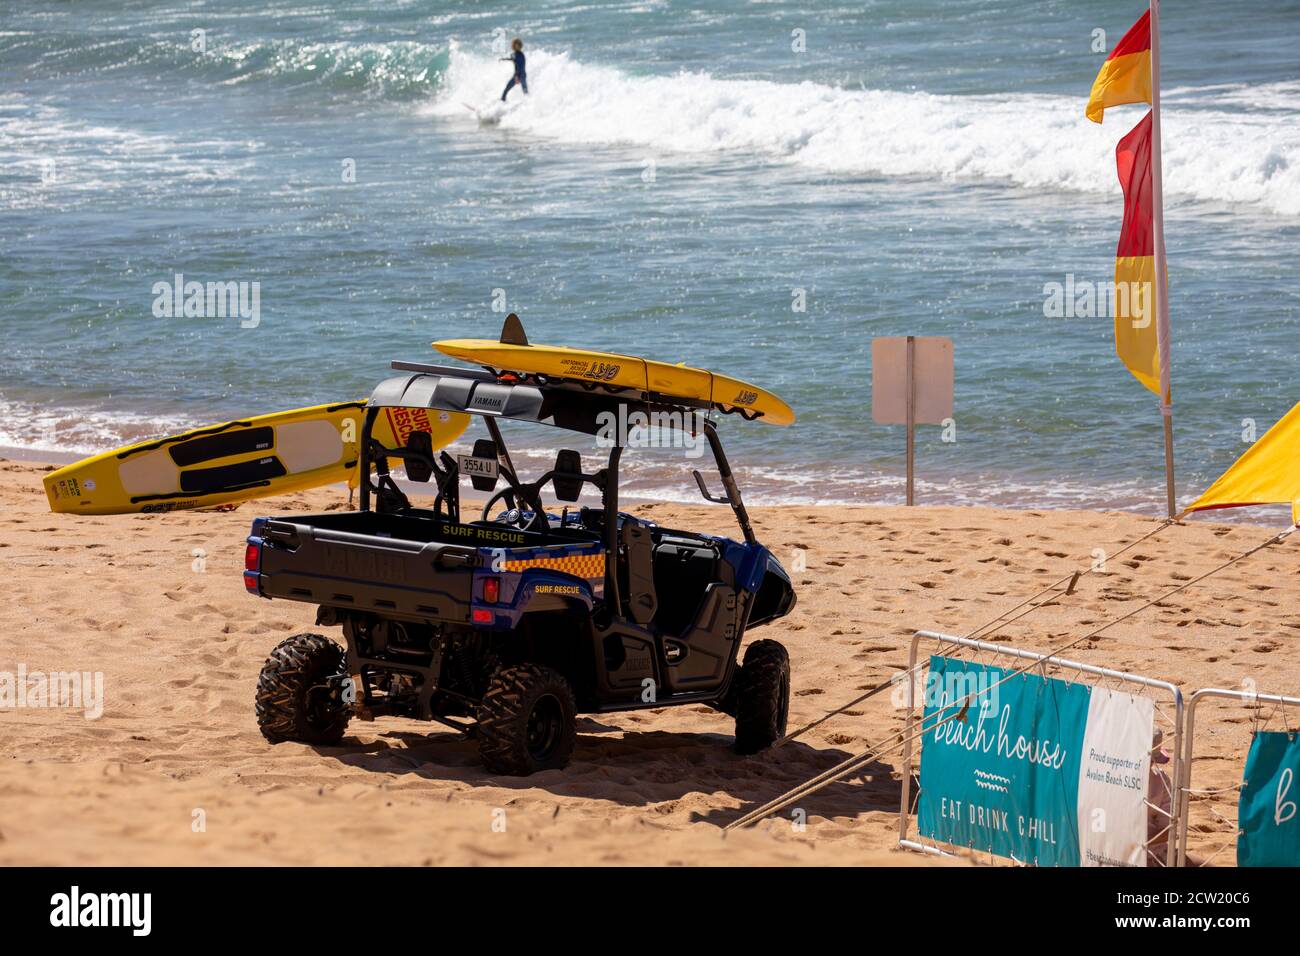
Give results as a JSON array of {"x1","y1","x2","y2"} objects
[
  {"x1": 1238, "y1": 731, "x2": 1300, "y2": 867},
  {"x1": 917, "y1": 657, "x2": 1091, "y2": 866},
  {"x1": 916, "y1": 656, "x2": 1154, "y2": 866}
]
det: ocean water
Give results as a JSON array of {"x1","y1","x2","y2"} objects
[{"x1": 2, "y1": 0, "x2": 1298, "y2": 514}]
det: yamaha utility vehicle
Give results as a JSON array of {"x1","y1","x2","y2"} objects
[{"x1": 249, "y1": 320, "x2": 796, "y2": 775}]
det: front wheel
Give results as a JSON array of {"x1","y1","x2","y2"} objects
[
  {"x1": 255, "y1": 632, "x2": 351, "y2": 745},
  {"x1": 732, "y1": 639, "x2": 791, "y2": 755},
  {"x1": 476, "y1": 664, "x2": 577, "y2": 775}
]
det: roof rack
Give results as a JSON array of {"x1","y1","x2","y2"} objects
[
  {"x1": 369, "y1": 368, "x2": 704, "y2": 438},
  {"x1": 390, "y1": 359, "x2": 495, "y2": 380}
]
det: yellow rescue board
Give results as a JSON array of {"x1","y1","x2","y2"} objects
[
  {"x1": 433, "y1": 339, "x2": 795, "y2": 426},
  {"x1": 44, "y1": 401, "x2": 469, "y2": 515}
]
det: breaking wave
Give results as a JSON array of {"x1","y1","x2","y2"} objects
[{"x1": 429, "y1": 45, "x2": 1300, "y2": 216}]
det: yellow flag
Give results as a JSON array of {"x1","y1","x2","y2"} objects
[{"x1": 1186, "y1": 403, "x2": 1300, "y2": 525}]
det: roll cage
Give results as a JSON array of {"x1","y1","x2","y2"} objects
[{"x1": 356, "y1": 362, "x2": 758, "y2": 616}]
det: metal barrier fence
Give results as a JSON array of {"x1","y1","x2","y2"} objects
[
  {"x1": 899, "y1": 630, "x2": 1185, "y2": 866},
  {"x1": 1176, "y1": 687, "x2": 1300, "y2": 867}
]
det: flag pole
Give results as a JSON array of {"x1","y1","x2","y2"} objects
[{"x1": 1149, "y1": 0, "x2": 1176, "y2": 518}]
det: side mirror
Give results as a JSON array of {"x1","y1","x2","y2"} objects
[
  {"x1": 462, "y1": 438, "x2": 499, "y2": 492},
  {"x1": 692, "y1": 470, "x2": 730, "y2": 504},
  {"x1": 553, "y1": 449, "x2": 584, "y2": 502}
]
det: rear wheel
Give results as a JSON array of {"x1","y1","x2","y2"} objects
[
  {"x1": 255, "y1": 632, "x2": 351, "y2": 745},
  {"x1": 732, "y1": 639, "x2": 791, "y2": 755},
  {"x1": 477, "y1": 664, "x2": 577, "y2": 775}
]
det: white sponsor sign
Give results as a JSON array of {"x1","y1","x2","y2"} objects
[{"x1": 1077, "y1": 688, "x2": 1153, "y2": 867}]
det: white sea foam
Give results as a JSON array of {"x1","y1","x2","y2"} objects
[
  {"x1": 430, "y1": 441, "x2": 1208, "y2": 516},
  {"x1": 0, "y1": 404, "x2": 1255, "y2": 519},
  {"x1": 0, "y1": 397, "x2": 199, "y2": 458},
  {"x1": 0, "y1": 95, "x2": 256, "y2": 208},
  {"x1": 428, "y1": 45, "x2": 1300, "y2": 216}
]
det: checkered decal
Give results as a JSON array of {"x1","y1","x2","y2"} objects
[{"x1": 502, "y1": 546, "x2": 606, "y2": 581}]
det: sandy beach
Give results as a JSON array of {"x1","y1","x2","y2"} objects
[{"x1": 2, "y1": 457, "x2": 1295, "y2": 866}]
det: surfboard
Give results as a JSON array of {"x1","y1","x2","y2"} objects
[
  {"x1": 462, "y1": 101, "x2": 512, "y2": 126},
  {"x1": 432, "y1": 336, "x2": 795, "y2": 426},
  {"x1": 44, "y1": 401, "x2": 470, "y2": 515}
]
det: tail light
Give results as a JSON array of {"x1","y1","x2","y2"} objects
[
  {"x1": 244, "y1": 518, "x2": 266, "y2": 596},
  {"x1": 482, "y1": 576, "x2": 500, "y2": 603}
]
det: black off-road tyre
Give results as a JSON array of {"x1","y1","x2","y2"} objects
[
  {"x1": 477, "y1": 663, "x2": 577, "y2": 775},
  {"x1": 255, "y1": 632, "x2": 351, "y2": 745},
  {"x1": 732, "y1": 639, "x2": 791, "y2": 755}
]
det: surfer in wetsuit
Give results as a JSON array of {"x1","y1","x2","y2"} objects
[{"x1": 500, "y1": 38, "x2": 527, "y2": 100}]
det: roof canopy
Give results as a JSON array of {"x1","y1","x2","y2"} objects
[
  {"x1": 370, "y1": 364, "x2": 707, "y2": 438},
  {"x1": 1186, "y1": 402, "x2": 1300, "y2": 525}
]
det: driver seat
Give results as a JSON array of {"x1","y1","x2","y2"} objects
[
  {"x1": 621, "y1": 522, "x2": 658, "y2": 626},
  {"x1": 550, "y1": 451, "x2": 654, "y2": 621}
]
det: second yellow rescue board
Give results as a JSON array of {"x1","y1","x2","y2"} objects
[
  {"x1": 45, "y1": 401, "x2": 469, "y2": 515},
  {"x1": 433, "y1": 339, "x2": 795, "y2": 426}
]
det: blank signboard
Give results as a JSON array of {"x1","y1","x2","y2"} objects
[{"x1": 871, "y1": 336, "x2": 954, "y2": 425}]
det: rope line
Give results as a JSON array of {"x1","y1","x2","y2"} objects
[
  {"x1": 726, "y1": 527, "x2": 1293, "y2": 833},
  {"x1": 1183, "y1": 784, "x2": 1243, "y2": 797},
  {"x1": 772, "y1": 518, "x2": 1178, "y2": 749},
  {"x1": 965, "y1": 518, "x2": 1176, "y2": 642}
]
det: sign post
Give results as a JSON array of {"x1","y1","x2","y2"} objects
[
  {"x1": 905, "y1": 336, "x2": 916, "y2": 505},
  {"x1": 872, "y1": 336, "x2": 953, "y2": 506}
]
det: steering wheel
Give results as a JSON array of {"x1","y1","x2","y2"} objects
[{"x1": 481, "y1": 485, "x2": 548, "y2": 532}]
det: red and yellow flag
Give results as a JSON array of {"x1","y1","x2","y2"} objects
[
  {"x1": 1086, "y1": 11, "x2": 1152, "y2": 124},
  {"x1": 1114, "y1": 111, "x2": 1162, "y2": 394}
]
